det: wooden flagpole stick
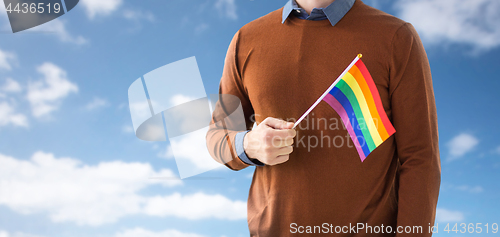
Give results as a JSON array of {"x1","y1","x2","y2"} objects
[{"x1": 292, "y1": 54, "x2": 363, "y2": 129}]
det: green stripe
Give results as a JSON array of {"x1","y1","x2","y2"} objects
[{"x1": 336, "y1": 80, "x2": 376, "y2": 151}]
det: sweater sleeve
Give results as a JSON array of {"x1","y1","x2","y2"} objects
[
  {"x1": 389, "y1": 23, "x2": 441, "y2": 236},
  {"x1": 206, "y1": 30, "x2": 260, "y2": 171}
]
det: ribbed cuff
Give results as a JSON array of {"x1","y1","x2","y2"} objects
[{"x1": 234, "y1": 131, "x2": 265, "y2": 166}]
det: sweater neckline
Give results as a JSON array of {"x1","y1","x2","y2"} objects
[{"x1": 286, "y1": 14, "x2": 333, "y2": 27}]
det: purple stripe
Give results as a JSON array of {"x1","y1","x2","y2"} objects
[{"x1": 323, "y1": 93, "x2": 367, "y2": 161}]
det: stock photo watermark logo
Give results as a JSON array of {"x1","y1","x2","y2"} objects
[
  {"x1": 127, "y1": 57, "x2": 246, "y2": 179},
  {"x1": 290, "y1": 113, "x2": 370, "y2": 153},
  {"x1": 4, "y1": 0, "x2": 79, "y2": 33}
]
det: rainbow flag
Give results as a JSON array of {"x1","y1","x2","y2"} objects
[{"x1": 322, "y1": 56, "x2": 395, "y2": 161}]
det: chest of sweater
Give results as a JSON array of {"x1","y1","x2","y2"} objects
[{"x1": 239, "y1": 23, "x2": 393, "y2": 124}]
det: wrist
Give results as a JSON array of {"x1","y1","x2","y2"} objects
[
  {"x1": 237, "y1": 131, "x2": 264, "y2": 166},
  {"x1": 243, "y1": 131, "x2": 251, "y2": 152},
  {"x1": 243, "y1": 131, "x2": 256, "y2": 159}
]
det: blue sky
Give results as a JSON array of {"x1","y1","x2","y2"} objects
[{"x1": 0, "y1": 0, "x2": 499, "y2": 236}]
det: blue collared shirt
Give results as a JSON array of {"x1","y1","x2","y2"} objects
[
  {"x1": 235, "y1": 0, "x2": 356, "y2": 166},
  {"x1": 282, "y1": 0, "x2": 356, "y2": 26}
]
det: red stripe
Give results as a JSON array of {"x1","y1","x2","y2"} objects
[{"x1": 355, "y1": 60, "x2": 395, "y2": 135}]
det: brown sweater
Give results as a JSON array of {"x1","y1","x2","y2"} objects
[{"x1": 207, "y1": 0, "x2": 441, "y2": 236}]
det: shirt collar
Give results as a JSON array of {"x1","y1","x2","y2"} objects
[{"x1": 282, "y1": 0, "x2": 356, "y2": 26}]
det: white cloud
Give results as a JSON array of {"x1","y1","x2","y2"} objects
[
  {"x1": 157, "y1": 145, "x2": 174, "y2": 159},
  {"x1": 167, "y1": 129, "x2": 222, "y2": 172},
  {"x1": 0, "y1": 230, "x2": 44, "y2": 237},
  {"x1": 121, "y1": 9, "x2": 156, "y2": 33},
  {"x1": 122, "y1": 124, "x2": 134, "y2": 133},
  {"x1": 27, "y1": 62, "x2": 78, "y2": 117},
  {"x1": 194, "y1": 23, "x2": 209, "y2": 35},
  {"x1": 1, "y1": 78, "x2": 22, "y2": 93},
  {"x1": 215, "y1": 0, "x2": 238, "y2": 20},
  {"x1": 115, "y1": 228, "x2": 205, "y2": 237},
  {"x1": 80, "y1": 0, "x2": 123, "y2": 19},
  {"x1": 85, "y1": 97, "x2": 109, "y2": 110},
  {"x1": 436, "y1": 208, "x2": 465, "y2": 222},
  {"x1": 0, "y1": 101, "x2": 28, "y2": 127},
  {"x1": 123, "y1": 9, "x2": 155, "y2": 22},
  {"x1": 143, "y1": 192, "x2": 246, "y2": 220},
  {"x1": 0, "y1": 151, "x2": 181, "y2": 226},
  {"x1": 0, "y1": 49, "x2": 16, "y2": 71},
  {"x1": 129, "y1": 101, "x2": 151, "y2": 122},
  {"x1": 29, "y1": 19, "x2": 87, "y2": 45},
  {"x1": 0, "y1": 151, "x2": 246, "y2": 226},
  {"x1": 395, "y1": 0, "x2": 500, "y2": 52},
  {"x1": 447, "y1": 133, "x2": 479, "y2": 160},
  {"x1": 0, "y1": 78, "x2": 27, "y2": 128},
  {"x1": 456, "y1": 185, "x2": 483, "y2": 193},
  {"x1": 494, "y1": 146, "x2": 500, "y2": 155},
  {"x1": 170, "y1": 94, "x2": 196, "y2": 107}
]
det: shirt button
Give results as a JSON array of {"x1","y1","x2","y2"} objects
[{"x1": 296, "y1": 10, "x2": 301, "y2": 13}]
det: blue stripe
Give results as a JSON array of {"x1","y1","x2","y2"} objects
[{"x1": 329, "y1": 87, "x2": 371, "y2": 156}]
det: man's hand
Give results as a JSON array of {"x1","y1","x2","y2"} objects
[{"x1": 243, "y1": 117, "x2": 296, "y2": 166}]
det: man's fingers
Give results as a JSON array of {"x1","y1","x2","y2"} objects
[
  {"x1": 276, "y1": 146, "x2": 293, "y2": 156},
  {"x1": 282, "y1": 137, "x2": 294, "y2": 147},
  {"x1": 271, "y1": 136, "x2": 294, "y2": 147},
  {"x1": 249, "y1": 117, "x2": 296, "y2": 166},
  {"x1": 268, "y1": 128, "x2": 296, "y2": 139},
  {"x1": 262, "y1": 117, "x2": 294, "y2": 130}
]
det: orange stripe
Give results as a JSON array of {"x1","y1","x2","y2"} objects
[
  {"x1": 350, "y1": 65, "x2": 390, "y2": 140},
  {"x1": 355, "y1": 60, "x2": 396, "y2": 136}
]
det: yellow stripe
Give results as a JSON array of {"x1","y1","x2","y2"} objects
[
  {"x1": 343, "y1": 72, "x2": 383, "y2": 146},
  {"x1": 350, "y1": 65, "x2": 390, "y2": 140}
]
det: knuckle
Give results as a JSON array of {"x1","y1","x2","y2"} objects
[
  {"x1": 263, "y1": 145, "x2": 272, "y2": 151},
  {"x1": 263, "y1": 146, "x2": 273, "y2": 155},
  {"x1": 263, "y1": 135, "x2": 273, "y2": 144},
  {"x1": 265, "y1": 117, "x2": 275, "y2": 123}
]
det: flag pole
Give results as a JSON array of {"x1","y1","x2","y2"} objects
[{"x1": 292, "y1": 54, "x2": 363, "y2": 129}]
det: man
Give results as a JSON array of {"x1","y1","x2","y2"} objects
[{"x1": 207, "y1": 0, "x2": 441, "y2": 236}]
